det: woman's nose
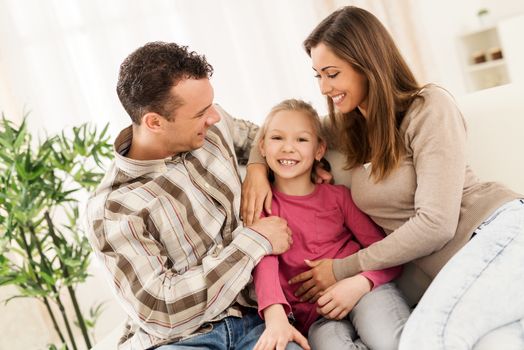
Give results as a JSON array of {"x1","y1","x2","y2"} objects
[{"x1": 318, "y1": 77, "x2": 332, "y2": 95}]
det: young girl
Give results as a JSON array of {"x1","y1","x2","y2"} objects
[
  {"x1": 252, "y1": 99, "x2": 410, "y2": 350},
  {"x1": 245, "y1": 6, "x2": 524, "y2": 349}
]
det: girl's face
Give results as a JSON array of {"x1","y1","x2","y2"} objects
[
  {"x1": 310, "y1": 43, "x2": 369, "y2": 116},
  {"x1": 260, "y1": 110, "x2": 325, "y2": 186}
]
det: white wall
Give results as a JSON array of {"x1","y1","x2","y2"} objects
[{"x1": 415, "y1": 0, "x2": 524, "y2": 97}]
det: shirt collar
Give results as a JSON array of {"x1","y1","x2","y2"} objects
[{"x1": 113, "y1": 125, "x2": 168, "y2": 177}]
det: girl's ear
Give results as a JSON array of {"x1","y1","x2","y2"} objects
[
  {"x1": 315, "y1": 140, "x2": 327, "y2": 161},
  {"x1": 258, "y1": 139, "x2": 266, "y2": 158}
]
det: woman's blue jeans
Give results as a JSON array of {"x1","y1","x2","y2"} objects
[{"x1": 399, "y1": 199, "x2": 524, "y2": 349}]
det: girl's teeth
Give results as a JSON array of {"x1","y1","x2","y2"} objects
[{"x1": 279, "y1": 160, "x2": 297, "y2": 166}]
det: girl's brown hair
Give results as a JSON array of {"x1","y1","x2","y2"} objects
[{"x1": 304, "y1": 6, "x2": 424, "y2": 181}]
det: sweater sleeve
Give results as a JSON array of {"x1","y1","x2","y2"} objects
[
  {"x1": 253, "y1": 255, "x2": 292, "y2": 318},
  {"x1": 333, "y1": 87, "x2": 467, "y2": 278},
  {"x1": 340, "y1": 187, "x2": 402, "y2": 286}
]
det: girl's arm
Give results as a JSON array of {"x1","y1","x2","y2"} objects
[
  {"x1": 253, "y1": 255, "x2": 291, "y2": 318},
  {"x1": 253, "y1": 256, "x2": 310, "y2": 350},
  {"x1": 254, "y1": 304, "x2": 310, "y2": 350}
]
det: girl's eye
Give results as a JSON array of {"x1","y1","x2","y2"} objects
[
  {"x1": 270, "y1": 136, "x2": 282, "y2": 140},
  {"x1": 298, "y1": 138, "x2": 309, "y2": 142},
  {"x1": 327, "y1": 72, "x2": 339, "y2": 79}
]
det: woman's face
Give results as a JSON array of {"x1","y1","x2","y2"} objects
[{"x1": 310, "y1": 43, "x2": 369, "y2": 115}]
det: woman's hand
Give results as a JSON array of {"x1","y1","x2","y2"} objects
[
  {"x1": 241, "y1": 163, "x2": 272, "y2": 225},
  {"x1": 254, "y1": 304, "x2": 310, "y2": 350},
  {"x1": 288, "y1": 259, "x2": 337, "y2": 302},
  {"x1": 316, "y1": 274, "x2": 372, "y2": 320},
  {"x1": 313, "y1": 159, "x2": 333, "y2": 184}
]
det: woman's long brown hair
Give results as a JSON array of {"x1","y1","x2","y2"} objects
[{"x1": 304, "y1": 6, "x2": 424, "y2": 181}]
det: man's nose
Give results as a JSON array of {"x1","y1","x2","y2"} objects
[{"x1": 206, "y1": 108, "x2": 221, "y2": 125}]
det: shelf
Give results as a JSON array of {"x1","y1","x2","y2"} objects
[{"x1": 467, "y1": 59, "x2": 506, "y2": 72}]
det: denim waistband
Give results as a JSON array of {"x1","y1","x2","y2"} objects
[{"x1": 475, "y1": 198, "x2": 524, "y2": 233}]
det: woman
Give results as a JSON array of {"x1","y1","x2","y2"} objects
[{"x1": 242, "y1": 6, "x2": 524, "y2": 349}]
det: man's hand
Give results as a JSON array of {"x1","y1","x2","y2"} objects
[
  {"x1": 288, "y1": 259, "x2": 337, "y2": 302},
  {"x1": 241, "y1": 163, "x2": 272, "y2": 225},
  {"x1": 316, "y1": 274, "x2": 372, "y2": 320},
  {"x1": 254, "y1": 304, "x2": 310, "y2": 350},
  {"x1": 249, "y1": 216, "x2": 292, "y2": 255}
]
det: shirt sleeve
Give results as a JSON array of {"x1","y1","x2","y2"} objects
[
  {"x1": 253, "y1": 255, "x2": 292, "y2": 319},
  {"x1": 340, "y1": 187, "x2": 402, "y2": 286},
  {"x1": 333, "y1": 87, "x2": 467, "y2": 278},
  {"x1": 216, "y1": 105, "x2": 259, "y2": 165},
  {"x1": 89, "y1": 213, "x2": 272, "y2": 339}
]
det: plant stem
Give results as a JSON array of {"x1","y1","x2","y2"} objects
[
  {"x1": 53, "y1": 294, "x2": 78, "y2": 350},
  {"x1": 25, "y1": 225, "x2": 78, "y2": 350},
  {"x1": 44, "y1": 212, "x2": 92, "y2": 349},
  {"x1": 42, "y1": 297, "x2": 68, "y2": 347}
]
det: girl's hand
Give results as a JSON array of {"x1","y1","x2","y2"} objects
[
  {"x1": 254, "y1": 304, "x2": 310, "y2": 350},
  {"x1": 316, "y1": 274, "x2": 372, "y2": 320},
  {"x1": 289, "y1": 259, "x2": 337, "y2": 302},
  {"x1": 241, "y1": 163, "x2": 272, "y2": 225}
]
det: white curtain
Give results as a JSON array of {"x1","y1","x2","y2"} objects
[
  {"x1": 0, "y1": 0, "x2": 432, "y2": 138},
  {"x1": 0, "y1": 0, "x2": 326, "y2": 138}
]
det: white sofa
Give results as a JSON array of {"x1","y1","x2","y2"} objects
[{"x1": 91, "y1": 83, "x2": 524, "y2": 349}]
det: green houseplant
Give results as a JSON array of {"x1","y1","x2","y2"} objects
[{"x1": 0, "y1": 115, "x2": 113, "y2": 349}]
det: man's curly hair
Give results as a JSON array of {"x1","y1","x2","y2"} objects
[{"x1": 116, "y1": 41, "x2": 213, "y2": 124}]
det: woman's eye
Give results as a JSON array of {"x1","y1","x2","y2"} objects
[
  {"x1": 314, "y1": 74, "x2": 321, "y2": 79},
  {"x1": 327, "y1": 72, "x2": 339, "y2": 79}
]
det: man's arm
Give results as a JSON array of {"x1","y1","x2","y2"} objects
[
  {"x1": 89, "y1": 213, "x2": 289, "y2": 339},
  {"x1": 216, "y1": 104, "x2": 259, "y2": 165}
]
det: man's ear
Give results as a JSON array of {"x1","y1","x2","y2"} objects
[
  {"x1": 142, "y1": 112, "x2": 164, "y2": 132},
  {"x1": 315, "y1": 140, "x2": 327, "y2": 161}
]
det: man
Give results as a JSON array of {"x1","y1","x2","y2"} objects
[{"x1": 86, "y1": 42, "x2": 306, "y2": 349}]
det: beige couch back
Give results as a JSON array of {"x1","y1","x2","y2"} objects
[{"x1": 459, "y1": 83, "x2": 524, "y2": 194}]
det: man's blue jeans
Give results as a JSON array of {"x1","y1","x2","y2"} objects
[{"x1": 157, "y1": 308, "x2": 303, "y2": 350}]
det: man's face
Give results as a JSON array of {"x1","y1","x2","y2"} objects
[{"x1": 161, "y1": 78, "x2": 221, "y2": 155}]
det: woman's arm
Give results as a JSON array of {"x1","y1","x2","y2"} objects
[{"x1": 333, "y1": 87, "x2": 468, "y2": 279}]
